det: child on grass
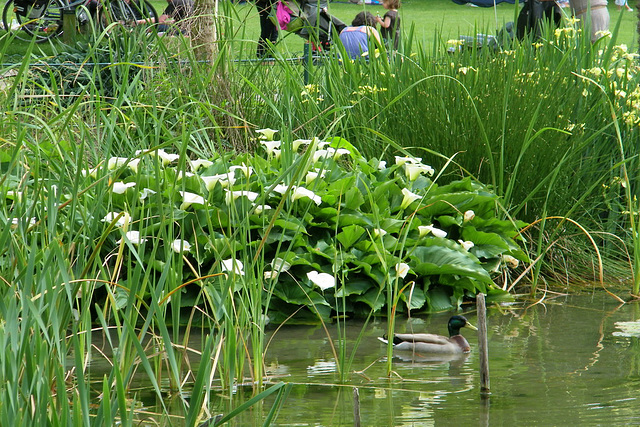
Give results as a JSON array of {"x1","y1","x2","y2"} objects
[{"x1": 375, "y1": 0, "x2": 400, "y2": 50}]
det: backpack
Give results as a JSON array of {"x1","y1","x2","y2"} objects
[{"x1": 271, "y1": 0, "x2": 306, "y2": 33}]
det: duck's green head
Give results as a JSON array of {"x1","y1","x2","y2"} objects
[{"x1": 448, "y1": 315, "x2": 477, "y2": 337}]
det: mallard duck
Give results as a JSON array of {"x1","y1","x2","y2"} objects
[{"x1": 379, "y1": 315, "x2": 478, "y2": 354}]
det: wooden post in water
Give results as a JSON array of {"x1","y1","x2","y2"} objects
[
  {"x1": 353, "y1": 387, "x2": 361, "y2": 427},
  {"x1": 477, "y1": 293, "x2": 490, "y2": 395}
]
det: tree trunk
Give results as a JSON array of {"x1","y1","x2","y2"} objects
[
  {"x1": 569, "y1": 0, "x2": 610, "y2": 42},
  {"x1": 193, "y1": 0, "x2": 217, "y2": 63}
]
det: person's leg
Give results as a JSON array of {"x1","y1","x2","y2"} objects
[{"x1": 256, "y1": 0, "x2": 278, "y2": 57}]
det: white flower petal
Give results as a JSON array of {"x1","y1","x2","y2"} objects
[
  {"x1": 189, "y1": 159, "x2": 213, "y2": 172},
  {"x1": 256, "y1": 128, "x2": 279, "y2": 140},
  {"x1": 156, "y1": 149, "x2": 180, "y2": 165},
  {"x1": 112, "y1": 181, "x2": 136, "y2": 194},
  {"x1": 102, "y1": 211, "x2": 130, "y2": 227},
  {"x1": 463, "y1": 210, "x2": 475, "y2": 222},
  {"x1": 307, "y1": 271, "x2": 335, "y2": 290},
  {"x1": 117, "y1": 230, "x2": 146, "y2": 245},
  {"x1": 179, "y1": 191, "x2": 205, "y2": 210},
  {"x1": 221, "y1": 258, "x2": 244, "y2": 275},
  {"x1": 394, "y1": 156, "x2": 422, "y2": 166},
  {"x1": 291, "y1": 186, "x2": 321, "y2": 205},
  {"x1": 395, "y1": 262, "x2": 410, "y2": 279},
  {"x1": 139, "y1": 188, "x2": 157, "y2": 201},
  {"x1": 400, "y1": 188, "x2": 421, "y2": 209},
  {"x1": 458, "y1": 239, "x2": 474, "y2": 251},
  {"x1": 171, "y1": 239, "x2": 191, "y2": 253}
]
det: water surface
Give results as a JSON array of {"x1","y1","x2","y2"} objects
[{"x1": 254, "y1": 293, "x2": 640, "y2": 425}]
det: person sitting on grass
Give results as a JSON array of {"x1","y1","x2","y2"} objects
[{"x1": 338, "y1": 11, "x2": 381, "y2": 60}]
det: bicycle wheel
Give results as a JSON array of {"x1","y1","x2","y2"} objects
[
  {"x1": 99, "y1": 0, "x2": 156, "y2": 30},
  {"x1": 2, "y1": 0, "x2": 65, "y2": 42}
]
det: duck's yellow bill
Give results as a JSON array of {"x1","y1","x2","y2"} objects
[{"x1": 466, "y1": 322, "x2": 478, "y2": 331}]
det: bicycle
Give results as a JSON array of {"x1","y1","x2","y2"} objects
[{"x1": 2, "y1": 0, "x2": 158, "y2": 42}]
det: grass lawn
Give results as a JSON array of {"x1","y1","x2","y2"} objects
[{"x1": 1, "y1": 0, "x2": 638, "y2": 58}]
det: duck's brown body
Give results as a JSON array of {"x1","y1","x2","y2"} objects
[{"x1": 379, "y1": 315, "x2": 476, "y2": 355}]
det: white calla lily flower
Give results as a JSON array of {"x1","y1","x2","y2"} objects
[
  {"x1": 292, "y1": 139, "x2": 312, "y2": 151},
  {"x1": 139, "y1": 188, "x2": 157, "y2": 201},
  {"x1": 112, "y1": 181, "x2": 136, "y2": 194},
  {"x1": 225, "y1": 190, "x2": 260, "y2": 205},
  {"x1": 400, "y1": 188, "x2": 421, "y2": 209},
  {"x1": 201, "y1": 173, "x2": 235, "y2": 191},
  {"x1": 419, "y1": 224, "x2": 447, "y2": 238},
  {"x1": 458, "y1": 240, "x2": 474, "y2": 251},
  {"x1": 291, "y1": 186, "x2": 322, "y2": 206},
  {"x1": 253, "y1": 204, "x2": 272, "y2": 214},
  {"x1": 373, "y1": 228, "x2": 387, "y2": 238},
  {"x1": 179, "y1": 191, "x2": 205, "y2": 210},
  {"x1": 404, "y1": 163, "x2": 435, "y2": 181},
  {"x1": 107, "y1": 157, "x2": 129, "y2": 170},
  {"x1": 102, "y1": 211, "x2": 130, "y2": 227},
  {"x1": 189, "y1": 159, "x2": 213, "y2": 172},
  {"x1": 394, "y1": 156, "x2": 422, "y2": 166},
  {"x1": 395, "y1": 262, "x2": 410, "y2": 279},
  {"x1": 156, "y1": 149, "x2": 180, "y2": 165},
  {"x1": 118, "y1": 230, "x2": 146, "y2": 245},
  {"x1": 229, "y1": 164, "x2": 253, "y2": 178},
  {"x1": 260, "y1": 140, "x2": 282, "y2": 156},
  {"x1": 221, "y1": 258, "x2": 244, "y2": 275},
  {"x1": 464, "y1": 210, "x2": 476, "y2": 222},
  {"x1": 256, "y1": 128, "x2": 279, "y2": 140},
  {"x1": 171, "y1": 239, "x2": 191, "y2": 253},
  {"x1": 307, "y1": 271, "x2": 335, "y2": 290}
]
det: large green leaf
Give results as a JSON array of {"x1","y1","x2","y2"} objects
[
  {"x1": 409, "y1": 243, "x2": 492, "y2": 282},
  {"x1": 336, "y1": 224, "x2": 366, "y2": 249}
]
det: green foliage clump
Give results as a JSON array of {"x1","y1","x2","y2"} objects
[{"x1": 90, "y1": 131, "x2": 527, "y2": 322}]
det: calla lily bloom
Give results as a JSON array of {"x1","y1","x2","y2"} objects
[
  {"x1": 419, "y1": 224, "x2": 448, "y2": 238},
  {"x1": 503, "y1": 255, "x2": 519, "y2": 269},
  {"x1": 112, "y1": 182, "x2": 136, "y2": 194},
  {"x1": 253, "y1": 204, "x2": 272, "y2": 214},
  {"x1": 117, "y1": 230, "x2": 146, "y2": 245},
  {"x1": 373, "y1": 228, "x2": 387, "y2": 238},
  {"x1": 272, "y1": 184, "x2": 290, "y2": 194},
  {"x1": 201, "y1": 174, "x2": 235, "y2": 191},
  {"x1": 395, "y1": 262, "x2": 410, "y2": 279},
  {"x1": 305, "y1": 170, "x2": 326, "y2": 184},
  {"x1": 291, "y1": 186, "x2": 322, "y2": 206},
  {"x1": 107, "y1": 157, "x2": 129, "y2": 170},
  {"x1": 221, "y1": 258, "x2": 244, "y2": 275},
  {"x1": 307, "y1": 271, "x2": 335, "y2": 290},
  {"x1": 463, "y1": 210, "x2": 475, "y2": 222},
  {"x1": 176, "y1": 171, "x2": 195, "y2": 180},
  {"x1": 139, "y1": 188, "x2": 157, "y2": 201},
  {"x1": 400, "y1": 188, "x2": 421, "y2": 209},
  {"x1": 458, "y1": 240, "x2": 474, "y2": 251},
  {"x1": 156, "y1": 149, "x2": 180, "y2": 166},
  {"x1": 225, "y1": 190, "x2": 259, "y2": 205},
  {"x1": 171, "y1": 239, "x2": 191, "y2": 253},
  {"x1": 404, "y1": 163, "x2": 435, "y2": 181},
  {"x1": 102, "y1": 211, "x2": 130, "y2": 227},
  {"x1": 260, "y1": 140, "x2": 281, "y2": 156},
  {"x1": 292, "y1": 139, "x2": 312, "y2": 151},
  {"x1": 189, "y1": 159, "x2": 213, "y2": 172},
  {"x1": 394, "y1": 156, "x2": 422, "y2": 166},
  {"x1": 229, "y1": 164, "x2": 254, "y2": 178},
  {"x1": 179, "y1": 191, "x2": 205, "y2": 210},
  {"x1": 256, "y1": 128, "x2": 279, "y2": 140}
]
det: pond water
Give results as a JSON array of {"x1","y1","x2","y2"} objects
[{"x1": 114, "y1": 293, "x2": 640, "y2": 425}]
